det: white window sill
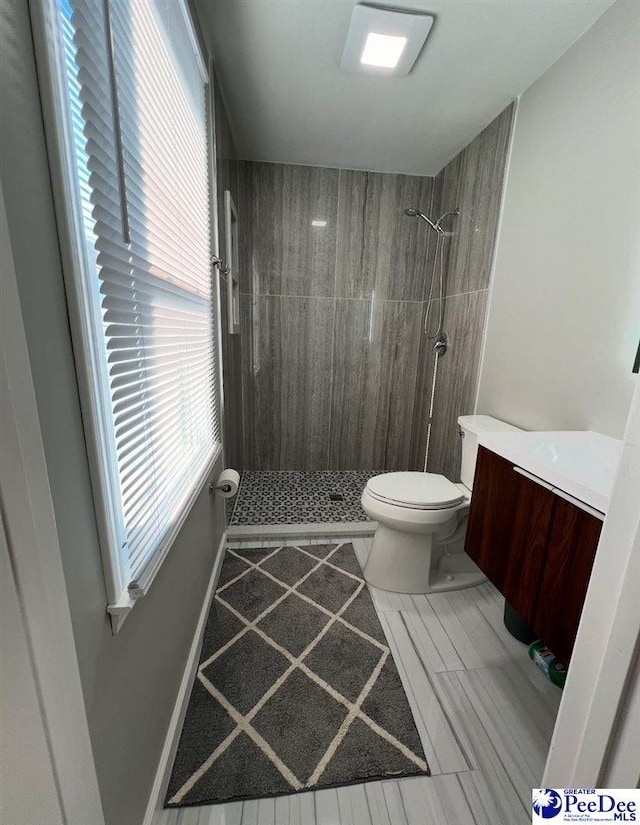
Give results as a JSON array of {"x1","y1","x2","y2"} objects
[{"x1": 107, "y1": 442, "x2": 223, "y2": 634}]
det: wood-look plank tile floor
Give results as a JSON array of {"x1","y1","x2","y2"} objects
[{"x1": 154, "y1": 535, "x2": 561, "y2": 825}]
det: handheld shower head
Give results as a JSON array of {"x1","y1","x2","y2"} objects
[
  {"x1": 403, "y1": 207, "x2": 440, "y2": 232},
  {"x1": 404, "y1": 206, "x2": 461, "y2": 234}
]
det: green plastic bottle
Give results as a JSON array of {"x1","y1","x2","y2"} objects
[{"x1": 528, "y1": 640, "x2": 567, "y2": 689}]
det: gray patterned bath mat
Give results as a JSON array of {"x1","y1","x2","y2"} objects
[{"x1": 165, "y1": 541, "x2": 429, "y2": 808}]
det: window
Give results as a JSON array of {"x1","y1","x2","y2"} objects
[{"x1": 41, "y1": 0, "x2": 220, "y2": 627}]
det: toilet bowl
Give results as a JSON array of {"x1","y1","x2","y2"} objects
[
  {"x1": 361, "y1": 472, "x2": 475, "y2": 593},
  {"x1": 361, "y1": 415, "x2": 522, "y2": 594}
]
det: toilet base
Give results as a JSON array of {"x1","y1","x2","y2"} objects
[
  {"x1": 364, "y1": 524, "x2": 433, "y2": 593},
  {"x1": 363, "y1": 523, "x2": 485, "y2": 595}
]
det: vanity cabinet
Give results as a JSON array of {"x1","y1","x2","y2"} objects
[
  {"x1": 533, "y1": 497, "x2": 603, "y2": 664},
  {"x1": 465, "y1": 446, "x2": 602, "y2": 662}
]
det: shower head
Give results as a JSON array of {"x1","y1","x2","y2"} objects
[
  {"x1": 435, "y1": 208, "x2": 461, "y2": 230},
  {"x1": 404, "y1": 206, "x2": 461, "y2": 234},
  {"x1": 403, "y1": 207, "x2": 440, "y2": 233}
]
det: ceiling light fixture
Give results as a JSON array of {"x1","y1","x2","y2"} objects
[
  {"x1": 341, "y1": 4, "x2": 434, "y2": 77},
  {"x1": 361, "y1": 32, "x2": 408, "y2": 68},
  {"x1": 311, "y1": 219, "x2": 328, "y2": 227}
]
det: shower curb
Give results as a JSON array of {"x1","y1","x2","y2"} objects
[{"x1": 226, "y1": 521, "x2": 376, "y2": 539}]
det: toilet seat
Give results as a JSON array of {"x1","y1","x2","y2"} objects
[{"x1": 365, "y1": 472, "x2": 465, "y2": 511}]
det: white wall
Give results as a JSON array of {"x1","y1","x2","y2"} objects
[{"x1": 477, "y1": 0, "x2": 640, "y2": 438}]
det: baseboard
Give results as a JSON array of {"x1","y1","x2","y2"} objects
[
  {"x1": 226, "y1": 521, "x2": 376, "y2": 539},
  {"x1": 142, "y1": 530, "x2": 227, "y2": 825}
]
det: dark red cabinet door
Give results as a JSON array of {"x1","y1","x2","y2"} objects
[
  {"x1": 533, "y1": 498, "x2": 602, "y2": 663},
  {"x1": 502, "y1": 472, "x2": 555, "y2": 627},
  {"x1": 464, "y1": 446, "x2": 520, "y2": 592},
  {"x1": 465, "y1": 447, "x2": 554, "y2": 623},
  {"x1": 465, "y1": 446, "x2": 603, "y2": 663}
]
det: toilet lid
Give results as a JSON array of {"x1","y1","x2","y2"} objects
[{"x1": 366, "y1": 472, "x2": 465, "y2": 510}]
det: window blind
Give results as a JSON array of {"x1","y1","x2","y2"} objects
[{"x1": 59, "y1": 0, "x2": 218, "y2": 599}]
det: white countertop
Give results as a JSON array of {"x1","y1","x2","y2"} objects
[{"x1": 477, "y1": 429, "x2": 622, "y2": 515}]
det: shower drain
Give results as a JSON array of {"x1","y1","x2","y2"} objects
[{"x1": 329, "y1": 493, "x2": 345, "y2": 502}]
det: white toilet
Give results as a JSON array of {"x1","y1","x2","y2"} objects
[{"x1": 361, "y1": 415, "x2": 522, "y2": 594}]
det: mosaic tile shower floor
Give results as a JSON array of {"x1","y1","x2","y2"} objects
[{"x1": 230, "y1": 471, "x2": 380, "y2": 526}]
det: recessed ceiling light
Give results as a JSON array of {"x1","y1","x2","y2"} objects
[
  {"x1": 360, "y1": 33, "x2": 407, "y2": 69},
  {"x1": 311, "y1": 219, "x2": 327, "y2": 227},
  {"x1": 341, "y1": 4, "x2": 434, "y2": 77}
]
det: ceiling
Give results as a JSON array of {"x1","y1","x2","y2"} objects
[{"x1": 195, "y1": 0, "x2": 614, "y2": 176}]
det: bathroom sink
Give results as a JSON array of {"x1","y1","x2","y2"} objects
[{"x1": 477, "y1": 429, "x2": 622, "y2": 514}]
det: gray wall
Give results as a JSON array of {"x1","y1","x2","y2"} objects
[
  {"x1": 0, "y1": 3, "x2": 226, "y2": 824},
  {"x1": 412, "y1": 104, "x2": 515, "y2": 480},
  {"x1": 238, "y1": 161, "x2": 435, "y2": 470},
  {"x1": 477, "y1": 1, "x2": 640, "y2": 438}
]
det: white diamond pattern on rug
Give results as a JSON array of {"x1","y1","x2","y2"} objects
[{"x1": 165, "y1": 542, "x2": 429, "y2": 808}]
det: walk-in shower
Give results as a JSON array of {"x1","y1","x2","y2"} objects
[{"x1": 405, "y1": 205, "x2": 460, "y2": 470}]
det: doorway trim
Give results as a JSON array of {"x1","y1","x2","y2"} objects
[
  {"x1": 543, "y1": 376, "x2": 640, "y2": 787},
  {"x1": 0, "y1": 183, "x2": 105, "y2": 824}
]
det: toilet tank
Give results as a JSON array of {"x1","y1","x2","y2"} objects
[{"x1": 457, "y1": 415, "x2": 523, "y2": 490}]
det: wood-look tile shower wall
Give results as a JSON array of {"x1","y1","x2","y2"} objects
[
  {"x1": 213, "y1": 73, "x2": 244, "y2": 472},
  {"x1": 412, "y1": 104, "x2": 515, "y2": 480},
  {"x1": 235, "y1": 103, "x2": 514, "y2": 471},
  {"x1": 238, "y1": 164, "x2": 434, "y2": 470}
]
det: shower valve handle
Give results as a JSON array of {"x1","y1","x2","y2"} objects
[{"x1": 433, "y1": 334, "x2": 448, "y2": 356}]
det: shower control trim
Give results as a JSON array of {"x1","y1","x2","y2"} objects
[
  {"x1": 434, "y1": 334, "x2": 448, "y2": 356},
  {"x1": 211, "y1": 255, "x2": 230, "y2": 276}
]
